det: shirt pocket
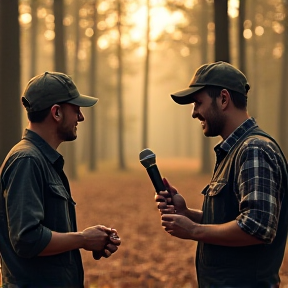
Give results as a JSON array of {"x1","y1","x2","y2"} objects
[
  {"x1": 44, "y1": 184, "x2": 72, "y2": 232},
  {"x1": 49, "y1": 184, "x2": 70, "y2": 200},
  {"x1": 206, "y1": 179, "x2": 227, "y2": 196},
  {"x1": 202, "y1": 179, "x2": 228, "y2": 224}
]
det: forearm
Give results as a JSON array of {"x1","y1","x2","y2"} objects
[
  {"x1": 163, "y1": 214, "x2": 265, "y2": 246},
  {"x1": 192, "y1": 220, "x2": 264, "y2": 246},
  {"x1": 38, "y1": 231, "x2": 84, "y2": 256},
  {"x1": 184, "y1": 208, "x2": 203, "y2": 223}
]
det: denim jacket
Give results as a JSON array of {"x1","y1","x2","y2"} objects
[{"x1": 0, "y1": 129, "x2": 84, "y2": 287}]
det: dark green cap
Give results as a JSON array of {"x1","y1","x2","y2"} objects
[
  {"x1": 22, "y1": 71, "x2": 98, "y2": 112},
  {"x1": 171, "y1": 61, "x2": 250, "y2": 105}
]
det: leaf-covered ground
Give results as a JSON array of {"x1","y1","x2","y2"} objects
[{"x1": 72, "y1": 159, "x2": 288, "y2": 287}]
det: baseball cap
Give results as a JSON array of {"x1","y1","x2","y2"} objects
[
  {"x1": 171, "y1": 61, "x2": 250, "y2": 105},
  {"x1": 22, "y1": 71, "x2": 98, "y2": 112}
]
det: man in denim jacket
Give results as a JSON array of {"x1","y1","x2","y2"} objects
[{"x1": 0, "y1": 72, "x2": 121, "y2": 287}]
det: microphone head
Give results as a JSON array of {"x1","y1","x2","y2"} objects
[{"x1": 139, "y1": 148, "x2": 156, "y2": 168}]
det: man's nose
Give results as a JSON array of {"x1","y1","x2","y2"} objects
[
  {"x1": 192, "y1": 107, "x2": 197, "y2": 119},
  {"x1": 78, "y1": 111, "x2": 84, "y2": 122}
]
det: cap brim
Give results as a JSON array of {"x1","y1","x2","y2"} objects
[
  {"x1": 67, "y1": 94, "x2": 98, "y2": 107},
  {"x1": 171, "y1": 86, "x2": 205, "y2": 105}
]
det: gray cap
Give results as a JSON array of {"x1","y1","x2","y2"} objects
[
  {"x1": 171, "y1": 61, "x2": 250, "y2": 105},
  {"x1": 22, "y1": 71, "x2": 98, "y2": 112}
]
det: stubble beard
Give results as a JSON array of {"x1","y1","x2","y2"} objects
[
  {"x1": 203, "y1": 104, "x2": 225, "y2": 137},
  {"x1": 57, "y1": 121, "x2": 77, "y2": 142}
]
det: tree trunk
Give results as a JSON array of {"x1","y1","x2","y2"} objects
[
  {"x1": 199, "y1": 0, "x2": 212, "y2": 174},
  {"x1": 238, "y1": 0, "x2": 246, "y2": 73},
  {"x1": 0, "y1": 0, "x2": 22, "y2": 163},
  {"x1": 88, "y1": 0, "x2": 98, "y2": 171},
  {"x1": 54, "y1": 0, "x2": 77, "y2": 179},
  {"x1": 30, "y1": 0, "x2": 38, "y2": 78},
  {"x1": 73, "y1": 0, "x2": 80, "y2": 82},
  {"x1": 116, "y1": 0, "x2": 126, "y2": 169},
  {"x1": 141, "y1": 0, "x2": 150, "y2": 150},
  {"x1": 214, "y1": 0, "x2": 229, "y2": 62},
  {"x1": 247, "y1": 0, "x2": 258, "y2": 118},
  {"x1": 54, "y1": 0, "x2": 66, "y2": 72}
]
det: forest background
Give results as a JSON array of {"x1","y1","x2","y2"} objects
[
  {"x1": 1, "y1": 0, "x2": 288, "y2": 287},
  {"x1": 1, "y1": 0, "x2": 288, "y2": 176}
]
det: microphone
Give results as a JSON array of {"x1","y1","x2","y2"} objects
[{"x1": 139, "y1": 148, "x2": 166, "y2": 193}]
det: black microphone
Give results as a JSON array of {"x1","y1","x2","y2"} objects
[{"x1": 139, "y1": 148, "x2": 166, "y2": 193}]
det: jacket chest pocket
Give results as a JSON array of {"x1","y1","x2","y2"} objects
[
  {"x1": 44, "y1": 184, "x2": 75, "y2": 232},
  {"x1": 207, "y1": 180, "x2": 227, "y2": 196},
  {"x1": 202, "y1": 179, "x2": 228, "y2": 224},
  {"x1": 203, "y1": 179, "x2": 240, "y2": 224}
]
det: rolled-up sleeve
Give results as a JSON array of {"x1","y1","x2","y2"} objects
[
  {"x1": 5, "y1": 156, "x2": 52, "y2": 258},
  {"x1": 235, "y1": 139, "x2": 285, "y2": 244}
]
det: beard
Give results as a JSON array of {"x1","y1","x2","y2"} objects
[
  {"x1": 57, "y1": 119, "x2": 77, "y2": 142},
  {"x1": 203, "y1": 102, "x2": 225, "y2": 137}
]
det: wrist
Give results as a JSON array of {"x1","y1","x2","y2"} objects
[
  {"x1": 185, "y1": 208, "x2": 203, "y2": 223},
  {"x1": 180, "y1": 207, "x2": 189, "y2": 217},
  {"x1": 76, "y1": 231, "x2": 85, "y2": 249}
]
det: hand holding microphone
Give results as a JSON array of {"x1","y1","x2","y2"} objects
[
  {"x1": 139, "y1": 149, "x2": 190, "y2": 220},
  {"x1": 139, "y1": 148, "x2": 175, "y2": 209}
]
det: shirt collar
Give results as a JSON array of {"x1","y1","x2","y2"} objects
[
  {"x1": 214, "y1": 117, "x2": 258, "y2": 155},
  {"x1": 22, "y1": 129, "x2": 64, "y2": 170}
]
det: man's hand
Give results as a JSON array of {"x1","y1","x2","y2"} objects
[
  {"x1": 155, "y1": 177, "x2": 188, "y2": 216},
  {"x1": 81, "y1": 225, "x2": 112, "y2": 251},
  {"x1": 38, "y1": 226, "x2": 119, "y2": 257},
  {"x1": 92, "y1": 229, "x2": 121, "y2": 260},
  {"x1": 161, "y1": 214, "x2": 196, "y2": 239}
]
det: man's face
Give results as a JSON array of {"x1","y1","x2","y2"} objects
[
  {"x1": 191, "y1": 90, "x2": 225, "y2": 137},
  {"x1": 57, "y1": 103, "x2": 84, "y2": 141}
]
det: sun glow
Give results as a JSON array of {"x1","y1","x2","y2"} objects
[
  {"x1": 137, "y1": 5, "x2": 187, "y2": 41},
  {"x1": 97, "y1": 0, "x2": 188, "y2": 50},
  {"x1": 228, "y1": 0, "x2": 239, "y2": 18}
]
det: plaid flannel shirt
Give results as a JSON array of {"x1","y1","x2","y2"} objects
[{"x1": 214, "y1": 118, "x2": 287, "y2": 243}]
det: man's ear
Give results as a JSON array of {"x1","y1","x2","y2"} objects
[
  {"x1": 51, "y1": 105, "x2": 61, "y2": 120},
  {"x1": 220, "y1": 89, "x2": 230, "y2": 109}
]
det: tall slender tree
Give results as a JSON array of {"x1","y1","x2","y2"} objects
[
  {"x1": 246, "y1": 0, "x2": 258, "y2": 119},
  {"x1": 54, "y1": 0, "x2": 77, "y2": 179},
  {"x1": 141, "y1": 0, "x2": 151, "y2": 150},
  {"x1": 73, "y1": 0, "x2": 81, "y2": 82},
  {"x1": 116, "y1": 0, "x2": 126, "y2": 169},
  {"x1": 238, "y1": 0, "x2": 246, "y2": 74},
  {"x1": 214, "y1": 0, "x2": 230, "y2": 62},
  {"x1": 54, "y1": 0, "x2": 66, "y2": 72},
  {"x1": 199, "y1": 0, "x2": 212, "y2": 174},
  {"x1": 0, "y1": 0, "x2": 21, "y2": 163},
  {"x1": 88, "y1": 0, "x2": 98, "y2": 171},
  {"x1": 30, "y1": 0, "x2": 38, "y2": 78}
]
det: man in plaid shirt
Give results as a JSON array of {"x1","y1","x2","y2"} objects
[{"x1": 156, "y1": 62, "x2": 288, "y2": 288}]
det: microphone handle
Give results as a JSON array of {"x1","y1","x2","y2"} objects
[{"x1": 146, "y1": 164, "x2": 166, "y2": 193}]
